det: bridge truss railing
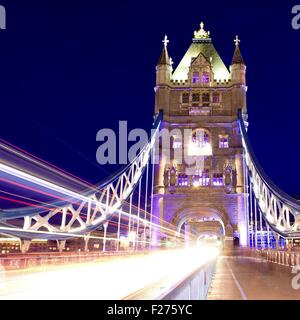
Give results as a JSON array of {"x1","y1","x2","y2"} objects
[
  {"x1": 0, "y1": 111, "x2": 184, "y2": 252},
  {"x1": 238, "y1": 110, "x2": 300, "y2": 247}
]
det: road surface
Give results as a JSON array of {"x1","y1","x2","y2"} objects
[
  {"x1": 208, "y1": 256, "x2": 300, "y2": 300},
  {"x1": 0, "y1": 247, "x2": 218, "y2": 300}
]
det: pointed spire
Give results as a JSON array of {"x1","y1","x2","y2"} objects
[
  {"x1": 157, "y1": 35, "x2": 171, "y2": 65},
  {"x1": 232, "y1": 35, "x2": 245, "y2": 65}
]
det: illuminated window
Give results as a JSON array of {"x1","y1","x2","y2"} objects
[
  {"x1": 192, "y1": 72, "x2": 200, "y2": 83},
  {"x1": 192, "y1": 93, "x2": 200, "y2": 102},
  {"x1": 182, "y1": 93, "x2": 189, "y2": 104},
  {"x1": 219, "y1": 136, "x2": 229, "y2": 149},
  {"x1": 192, "y1": 130, "x2": 209, "y2": 145},
  {"x1": 189, "y1": 129, "x2": 212, "y2": 156},
  {"x1": 192, "y1": 170, "x2": 210, "y2": 187},
  {"x1": 173, "y1": 137, "x2": 182, "y2": 149},
  {"x1": 178, "y1": 174, "x2": 189, "y2": 187},
  {"x1": 213, "y1": 174, "x2": 224, "y2": 186},
  {"x1": 212, "y1": 93, "x2": 220, "y2": 104},
  {"x1": 202, "y1": 72, "x2": 210, "y2": 83}
]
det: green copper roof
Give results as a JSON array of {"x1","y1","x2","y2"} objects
[{"x1": 172, "y1": 39, "x2": 230, "y2": 81}]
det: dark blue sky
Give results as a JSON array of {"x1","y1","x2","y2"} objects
[{"x1": 0, "y1": 0, "x2": 300, "y2": 196}]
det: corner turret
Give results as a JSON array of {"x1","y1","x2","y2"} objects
[
  {"x1": 230, "y1": 35, "x2": 246, "y2": 85},
  {"x1": 156, "y1": 35, "x2": 172, "y2": 85},
  {"x1": 230, "y1": 35, "x2": 247, "y2": 114}
]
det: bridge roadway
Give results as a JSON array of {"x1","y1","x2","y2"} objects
[
  {"x1": 208, "y1": 252, "x2": 300, "y2": 300},
  {"x1": 1, "y1": 248, "x2": 299, "y2": 300},
  {"x1": 0, "y1": 247, "x2": 217, "y2": 300}
]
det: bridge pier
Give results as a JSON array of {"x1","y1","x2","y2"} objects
[{"x1": 20, "y1": 239, "x2": 31, "y2": 254}]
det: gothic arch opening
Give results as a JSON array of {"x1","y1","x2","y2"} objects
[{"x1": 172, "y1": 207, "x2": 229, "y2": 243}]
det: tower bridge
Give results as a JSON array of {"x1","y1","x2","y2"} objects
[
  {"x1": 0, "y1": 22, "x2": 299, "y2": 300},
  {"x1": 154, "y1": 22, "x2": 248, "y2": 248}
]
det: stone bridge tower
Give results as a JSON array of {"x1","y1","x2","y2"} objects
[{"x1": 152, "y1": 23, "x2": 248, "y2": 247}]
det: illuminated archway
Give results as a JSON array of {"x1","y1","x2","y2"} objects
[{"x1": 172, "y1": 207, "x2": 228, "y2": 237}]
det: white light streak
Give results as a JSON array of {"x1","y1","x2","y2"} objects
[
  {"x1": 0, "y1": 163, "x2": 89, "y2": 203},
  {"x1": 0, "y1": 247, "x2": 219, "y2": 300}
]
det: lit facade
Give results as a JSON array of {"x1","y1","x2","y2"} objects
[{"x1": 153, "y1": 23, "x2": 248, "y2": 246}]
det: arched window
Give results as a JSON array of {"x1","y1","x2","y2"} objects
[
  {"x1": 178, "y1": 173, "x2": 189, "y2": 187},
  {"x1": 213, "y1": 173, "x2": 224, "y2": 186},
  {"x1": 219, "y1": 135, "x2": 229, "y2": 149},
  {"x1": 192, "y1": 129, "x2": 209, "y2": 146},
  {"x1": 188, "y1": 129, "x2": 212, "y2": 157},
  {"x1": 202, "y1": 72, "x2": 210, "y2": 83},
  {"x1": 192, "y1": 72, "x2": 200, "y2": 83},
  {"x1": 192, "y1": 169, "x2": 210, "y2": 187}
]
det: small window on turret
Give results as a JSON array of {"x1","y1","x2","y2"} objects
[
  {"x1": 192, "y1": 72, "x2": 200, "y2": 83},
  {"x1": 182, "y1": 93, "x2": 189, "y2": 104},
  {"x1": 202, "y1": 72, "x2": 210, "y2": 83}
]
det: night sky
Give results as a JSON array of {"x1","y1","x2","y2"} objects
[{"x1": 0, "y1": 0, "x2": 300, "y2": 196}]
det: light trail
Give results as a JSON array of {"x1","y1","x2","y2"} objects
[
  {"x1": 0, "y1": 175, "x2": 174, "y2": 232},
  {"x1": 0, "y1": 139, "x2": 156, "y2": 212},
  {"x1": 0, "y1": 212, "x2": 187, "y2": 243},
  {"x1": 0, "y1": 163, "x2": 90, "y2": 203},
  {"x1": 0, "y1": 177, "x2": 86, "y2": 206},
  {"x1": 0, "y1": 189, "x2": 77, "y2": 210},
  {"x1": 0, "y1": 143, "x2": 184, "y2": 236},
  {"x1": 0, "y1": 144, "x2": 192, "y2": 241},
  {"x1": 0, "y1": 225, "x2": 154, "y2": 245},
  {"x1": 0, "y1": 139, "x2": 96, "y2": 190},
  {"x1": 0, "y1": 247, "x2": 219, "y2": 300},
  {"x1": 0, "y1": 163, "x2": 186, "y2": 239},
  {"x1": 0, "y1": 195, "x2": 53, "y2": 211},
  {"x1": 0, "y1": 139, "x2": 151, "y2": 217}
]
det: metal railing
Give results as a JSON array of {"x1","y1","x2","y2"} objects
[
  {"x1": 157, "y1": 260, "x2": 216, "y2": 300},
  {"x1": 238, "y1": 110, "x2": 300, "y2": 239}
]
